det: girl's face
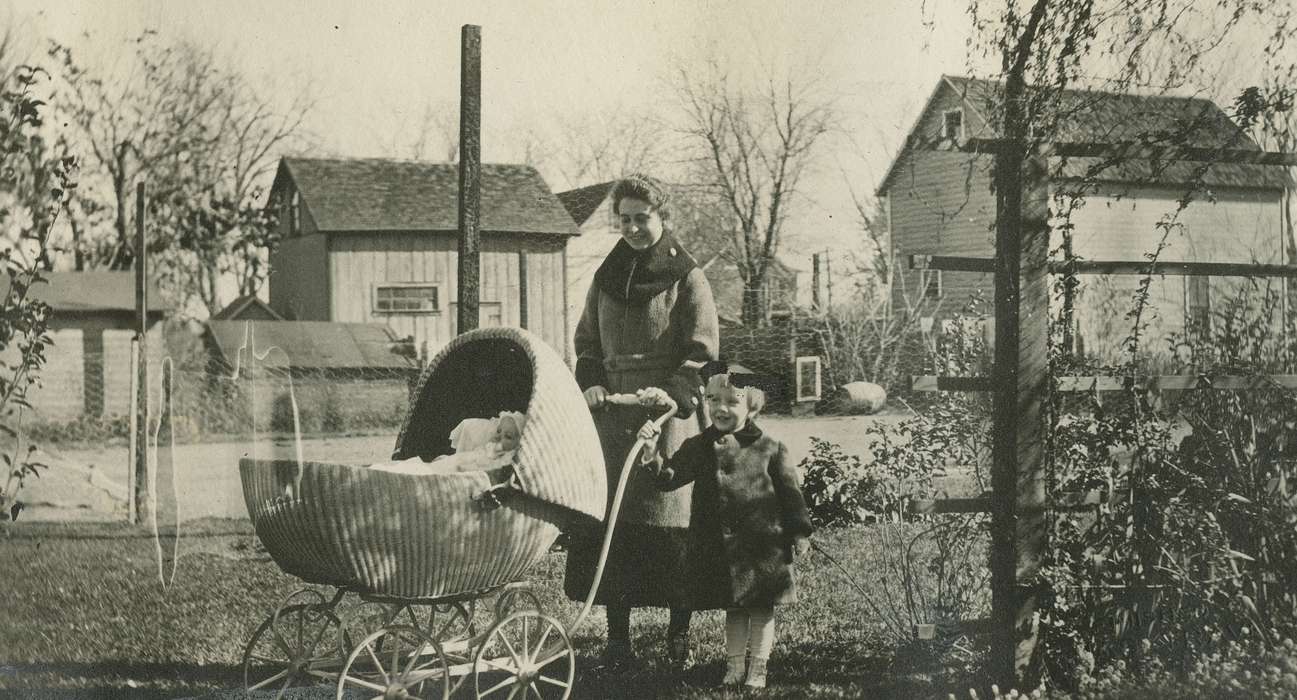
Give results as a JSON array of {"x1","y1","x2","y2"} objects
[
  {"x1": 496, "y1": 418, "x2": 521, "y2": 452},
  {"x1": 705, "y1": 376, "x2": 752, "y2": 434},
  {"x1": 617, "y1": 196, "x2": 664, "y2": 250}
]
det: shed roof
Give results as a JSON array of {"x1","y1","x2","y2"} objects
[
  {"x1": 211, "y1": 294, "x2": 283, "y2": 321},
  {"x1": 2, "y1": 271, "x2": 170, "y2": 314},
  {"x1": 556, "y1": 181, "x2": 615, "y2": 226},
  {"x1": 273, "y1": 157, "x2": 579, "y2": 236},
  {"x1": 205, "y1": 320, "x2": 417, "y2": 370},
  {"x1": 878, "y1": 75, "x2": 1289, "y2": 194}
]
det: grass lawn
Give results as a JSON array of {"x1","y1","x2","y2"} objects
[{"x1": 0, "y1": 518, "x2": 988, "y2": 699}]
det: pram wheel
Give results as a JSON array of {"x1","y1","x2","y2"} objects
[
  {"x1": 493, "y1": 586, "x2": 543, "y2": 620},
  {"x1": 242, "y1": 601, "x2": 343, "y2": 694},
  {"x1": 336, "y1": 624, "x2": 450, "y2": 700},
  {"x1": 473, "y1": 611, "x2": 574, "y2": 699}
]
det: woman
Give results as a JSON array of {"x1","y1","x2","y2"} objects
[{"x1": 563, "y1": 174, "x2": 719, "y2": 669}]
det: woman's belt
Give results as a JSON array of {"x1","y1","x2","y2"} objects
[{"x1": 603, "y1": 353, "x2": 679, "y2": 373}]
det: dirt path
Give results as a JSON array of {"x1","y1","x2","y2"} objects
[{"x1": 19, "y1": 413, "x2": 912, "y2": 523}]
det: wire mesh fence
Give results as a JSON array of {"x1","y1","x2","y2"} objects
[{"x1": 20, "y1": 333, "x2": 422, "y2": 448}]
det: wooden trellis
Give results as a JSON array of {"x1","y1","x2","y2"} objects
[{"x1": 907, "y1": 138, "x2": 1297, "y2": 688}]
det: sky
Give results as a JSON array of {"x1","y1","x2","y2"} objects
[
  {"x1": 3, "y1": 0, "x2": 1283, "y2": 292},
  {"x1": 4, "y1": 0, "x2": 986, "y2": 283}
]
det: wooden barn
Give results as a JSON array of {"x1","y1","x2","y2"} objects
[
  {"x1": 879, "y1": 75, "x2": 1294, "y2": 363},
  {"x1": 266, "y1": 157, "x2": 578, "y2": 359}
]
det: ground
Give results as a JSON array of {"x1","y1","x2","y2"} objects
[{"x1": 5, "y1": 411, "x2": 990, "y2": 698}]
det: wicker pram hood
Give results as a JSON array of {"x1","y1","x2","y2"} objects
[{"x1": 393, "y1": 327, "x2": 607, "y2": 521}]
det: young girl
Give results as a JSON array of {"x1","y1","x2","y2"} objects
[{"x1": 637, "y1": 374, "x2": 813, "y2": 688}]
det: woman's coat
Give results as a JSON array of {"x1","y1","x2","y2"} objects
[{"x1": 562, "y1": 232, "x2": 719, "y2": 608}]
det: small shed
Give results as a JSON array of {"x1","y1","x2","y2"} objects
[
  {"x1": 211, "y1": 294, "x2": 284, "y2": 321},
  {"x1": 3, "y1": 271, "x2": 169, "y2": 422}
]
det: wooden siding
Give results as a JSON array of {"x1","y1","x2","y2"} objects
[
  {"x1": 564, "y1": 197, "x2": 619, "y2": 363},
  {"x1": 328, "y1": 232, "x2": 567, "y2": 357},
  {"x1": 268, "y1": 231, "x2": 330, "y2": 321},
  {"x1": 887, "y1": 79, "x2": 999, "y2": 323},
  {"x1": 886, "y1": 147, "x2": 998, "y2": 320},
  {"x1": 1060, "y1": 183, "x2": 1284, "y2": 362},
  {"x1": 11, "y1": 318, "x2": 166, "y2": 422}
]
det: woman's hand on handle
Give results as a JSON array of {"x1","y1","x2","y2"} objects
[
  {"x1": 583, "y1": 385, "x2": 608, "y2": 410},
  {"x1": 636, "y1": 387, "x2": 673, "y2": 408}
]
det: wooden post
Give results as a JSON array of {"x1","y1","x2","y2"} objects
[
  {"x1": 456, "y1": 24, "x2": 482, "y2": 335},
  {"x1": 812, "y1": 252, "x2": 822, "y2": 312},
  {"x1": 133, "y1": 181, "x2": 150, "y2": 525},
  {"x1": 518, "y1": 250, "x2": 529, "y2": 330},
  {"x1": 990, "y1": 144, "x2": 1051, "y2": 687},
  {"x1": 127, "y1": 337, "x2": 138, "y2": 523},
  {"x1": 1061, "y1": 230, "x2": 1076, "y2": 358}
]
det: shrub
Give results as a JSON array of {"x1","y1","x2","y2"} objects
[{"x1": 800, "y1": 436, "x2": 888, "y2": 526}]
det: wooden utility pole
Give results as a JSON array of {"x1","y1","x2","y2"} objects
[
  {"x1": 133, "y1": 182, "x2": 150, "y2": 525},
  {"x1": 457, "y1": 24, "x2": 482, "y2": 335},
  {"x1": 518, "y1": 250, "x2": 529, "y2": 329},
  {"x1": 989, "y1": 144, "x2": 1051, "y2": 686}
]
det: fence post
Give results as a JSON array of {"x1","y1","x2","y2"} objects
[
  {"x1": 133, "y1": 181, "x2": 150, "y2": 526},
  {"x1": 127, "y1": 337, "x2": 138, "y2": 524},
  {"x1": 990, "y1": 144, "x2": 1051, "y2": 688}
]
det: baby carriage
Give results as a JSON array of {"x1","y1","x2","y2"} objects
[{"x1": 238, "y1": 326, "x2": 674, "y2": 699}]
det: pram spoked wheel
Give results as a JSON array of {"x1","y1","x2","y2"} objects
[
  {"x1": 242, "y1": 588, "x2": 345, "y2": 694},
  {"x1": 336, "y1": 624, "x2": 451, "y2": 700},
  {"x1": 473, "y1": 611, "x2": 574, "y2": 699}
]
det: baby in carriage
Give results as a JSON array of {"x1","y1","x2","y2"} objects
[{"x1": 370, "y1": 411, "x2": 526, "y2": 474}]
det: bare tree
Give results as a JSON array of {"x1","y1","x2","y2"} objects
[
  {"x1": 545, "y1": 106, "x2": 665, "y2": 190},
  {"x1": 673, "y1": 56, "x2": 834, "y2": 326},
  {"x1": 49, "y1": 33, "x2": 312, "y2": 315},
  {"x1": 386, "y1": 98, "x2": 459, "y2": 162},
  {"x1": 49, "y1": 33, "x2": 229, "y2": 271}
]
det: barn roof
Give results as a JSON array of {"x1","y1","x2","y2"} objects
[
  {"x1": 273, "y1": 157, "x2": 579, "y2": 236},
  {"x1": 205, "y1": 320, "x2": 417, "y2": 370},
  {"x1": 878, "y1": 75, "x2": 1289, "y2": 194},
  {"x1": 2, "y1": 271, "x2": 169, "y2": 314},
  {"x1": 556, "y1": 181, "x2": 615, "y2": 226}
]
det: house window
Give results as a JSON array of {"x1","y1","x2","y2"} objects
[
  {"x1": 795, "y1": 356, "x2": 822, "y2": 403},
  {"x1": 289, "y1": 190, "x2": 301, "y2": 236},
  {"x1": 374, "y1": 283, "x2": 440, "y2": 313},
  {"x1": 1186, "y1": 276, "x2": 1211, "y2": 337},
  {"x1": 941, "y1": 109, "x2": 964, "y2": 140},
  {"x1": 920, "y1": 269, "x2": 943, "y2": 299}
]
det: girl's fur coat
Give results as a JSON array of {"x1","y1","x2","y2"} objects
[{"x1": 651, "y1": 423, "x2": 814, "y2": 608}]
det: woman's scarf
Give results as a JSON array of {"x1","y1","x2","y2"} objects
[{"x1": 592, "y1": 232, "x2": 697, "y2": 303}]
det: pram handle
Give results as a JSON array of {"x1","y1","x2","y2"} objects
[
  {"x1": 568, "y1": 392, "x2": 677, "y2": 635},
  {"x1": 603, "y1": 392, "x2": 678, "y2": 415}
]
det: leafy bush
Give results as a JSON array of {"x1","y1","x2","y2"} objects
[
  {"x1": 1034, "y1": 276, "x2": 1297, "y2": 689},
  {"x1": 0, "y1": 64, "x2": 75, "y2": 524},
  {"x1": 800, "y1": 436, "x2": 889, "y2": 526}
]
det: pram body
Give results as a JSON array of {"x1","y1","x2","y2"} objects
[{"x1": 239, "y1": 327, "x2": 661, "y2": 699}]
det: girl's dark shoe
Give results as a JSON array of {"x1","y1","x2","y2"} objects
[
  {"x1": 602, "y1": 639, "x2": 635, "y2": 671},
  {"x1": 666, "y1": 633, "x2": 694, "y2": 668}
]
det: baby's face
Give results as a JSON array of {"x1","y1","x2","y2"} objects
[{"x1": 496, "y1": 418, "x2": 521, "y2": 452}]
